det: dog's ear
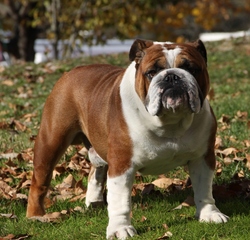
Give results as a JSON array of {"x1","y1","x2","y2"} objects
[
  {"x1": 192, "y1": 39, "x2": 207, "y2": 64},
  {"x1": 129, "y1": 39, "x2": 153, "y2": 66}
]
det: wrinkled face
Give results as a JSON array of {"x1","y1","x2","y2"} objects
[{"x1": 129, "y1": 39, "x2": 209, "y2": 116}]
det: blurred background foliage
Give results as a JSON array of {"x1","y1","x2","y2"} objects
[{"x1": 0, "y1": 0, "x2": 250, "y2": 62}]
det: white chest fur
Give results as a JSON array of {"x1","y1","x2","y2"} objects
[{"x1": 120, "y1": 64, "x2": 213, "y2": 175}]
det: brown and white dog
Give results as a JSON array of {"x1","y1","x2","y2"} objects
[{"x1": 27, "y1": 39, "x2": 228, "y2": 239}]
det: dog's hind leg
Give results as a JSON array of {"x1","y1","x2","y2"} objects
[
  {"x1": 86, "y1": 147, "x2": 108, "y2": 207},
  {"x1": 26, "y1": 107, "x2": 81, "y2": 217}
]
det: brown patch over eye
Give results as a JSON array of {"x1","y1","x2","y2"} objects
[{"x1": 145, "y1": 69, "x2": 157, "y2": 80}]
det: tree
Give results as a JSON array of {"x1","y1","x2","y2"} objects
[
  {"x1": 1, "y1": 0, "x2": 42, "y2": 61},
  {"x1": 0, "y1": 0, "x2": 249, "y2": 62}
]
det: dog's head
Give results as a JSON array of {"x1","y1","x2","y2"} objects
[{"x1": 129, "y1": 39, "x2": 209, "y2": 116}]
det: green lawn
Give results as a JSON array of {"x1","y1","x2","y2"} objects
[{"x1": 1, "y1": 38, "x2": 250, "y2": 239}]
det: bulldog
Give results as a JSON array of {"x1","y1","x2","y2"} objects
[{"x1": 27, "y1": 39, "x2": 228, "y2": 239}]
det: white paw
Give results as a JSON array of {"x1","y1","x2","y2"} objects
[
  {"x1": 107, "y1": 225, "x2": 137, "y2": 240},
  {"x1": 199, "y1": 211, "x2": 229, "y2": 223},
  {"x1": 197, "y1": 205, "x2": 229, "y2": 223}
]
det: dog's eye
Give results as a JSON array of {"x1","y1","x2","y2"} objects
[
  {"x1": 189, "y1": 68, "x2": 201, "y2": 76},
  {"x1": 180, "y1": 59, "x2": 201, "y2": 76},
  {"x1": 146, "y1": 70, "x2": 157, "y2": 80}
]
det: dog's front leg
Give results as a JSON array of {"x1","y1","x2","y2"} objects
[
  {"x1": 188, "y1": 158, "x2": 229, "y2": 223},
  {"x1": 106, "y1": 167, "x2": 137, "y2": 240}
]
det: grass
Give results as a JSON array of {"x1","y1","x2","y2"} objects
[{"x1": 1, "y1": 37, "x2": 250, "y2": 239}]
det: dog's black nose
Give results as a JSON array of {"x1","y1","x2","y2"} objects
[{"x1": 165, "y1": 74, "x2": 181, "y2": 82}]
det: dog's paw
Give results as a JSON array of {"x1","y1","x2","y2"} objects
[
  {"x1": 107, "y1": 225, "x2": 137, "y2": 240},
  {"x1": 197, "y1": 205, "x2": 229, "y2": 223}
]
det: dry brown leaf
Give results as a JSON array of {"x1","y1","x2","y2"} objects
[
  {"x1": 218, "y1": 114, "x2": 231, "y2": 124},
  {"x1": 0, "y1": 213, "x2": 18, "y2": 219},
  {"x1": 244, "y1": 140, "x2": 250, "y2": 148},
  {"x1": 15, "y1": 193, "x2": 28, "y2": 200},
  {"x1": 223, "y1": 157, "x2": 233, "y2": 165},
  {"x1": 152, "y1": 178, "x2": 173, "y2": 189},
  {"x1": 20, "y1": 180, "x2": 31, "y2": 189},
  {"x1": 181, "y1": 196, "x2": 195, "y2": 207},
  {"x1": 74, "y1": 179, "x2": 86, "y2": 195},
  {"x1": 141, "y1": 184, "x2": 155, "y2": 195},
  {"x1": 56, "y1": 174, "x2": 76, "y2": 189},
  {"x1": 73, "y1": 206, "x2": 85, "y2": 213},
  {"x1": 12, "y1": 120, "x2": 26, "y2": 132},
  {"x1": 207, "y1": 88, "x2": 215, "y2": 101},
  {"x1": 236, "y1": 111, "x2": 248, "y2": 119},
  {"x1": 0, "y1": 153, "x2": 19, "y2": 160},
  {"x1": 0, "y1": 234, "x2": 15, "y2": 240},
  {"x1": 238, "y1": 170, "x2": 244, "y2": 178},
  {"x1": 69, "y1": 193, "x2": 86, "y2": 202},
  {"x1": 54, "y1": 193, "x2": 73, "y2": 201},
  {"x1": 78, "y1": 147, "x2": 88, "y2": 157},
  {"x1": 1, "y1": 79, "x2": 14, "y2": 86},
  {"x1": 247, "y1": 120, "x2": 250, "y2": 129},
  {"x1": 245, "y1": 154, "x2": 250, "y2": 170},
  {"x1": 216, "y1": 168, "x2": 222, "y2": 176},
  {"x1": 5, "y1": 159, "x2": 17, "y2": 167},
  {"x1": 218, "y1": 147, "x2": 238, "y2": 156},
  {"x1": 0, "y1": 121, "x2": 10, "y2": 130},
  {"x1": 53, "y1": 163, "x2": 67, "y2": 179},
  {"x1": 140, "y1": 215, "x2": 147, "y2": 222},
  {"x1": 17, "y1": 152, "x2": 33, "y2": 162},
  {"x1": 215, "y1": 136, "x2": 223, "y2": 149},
  {"x1": 0, "y1": 180, "x2": 13, "y2": 199},
  {"x1": 29, "y1": 212, "x2": 64, "y2": 223},
  {"x1": 157, "y1": 231, "x2": 173, "y2": 239},
  {"x1": 162, "y1": 223, "x2": 169, "y2": 230},
  {"x1": 22, "y1": 113, "x2": 37, "y2": 123},
  {"x1": 172, "y1": 204, "x2": 182, "y2": 211}
]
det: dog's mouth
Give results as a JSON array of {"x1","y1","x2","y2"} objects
[
  {"x1": 161, "y1": 87, "x2": 189, "y2": 113},
  {"x1": 145, "y1": 69, "x2": 203, "y2": 116}
]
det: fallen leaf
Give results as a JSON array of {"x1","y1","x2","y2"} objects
[
  {"x1": 140, "y1": 215, "x2": 147, "y2": 222},
  {"x1": 29, "y1": 212, "x2": 66, "y2": 223},
  {"x1": 56, "y1": 174, "x2": 76, "y2": 189},
  {"x1": 157, "y1": 231, "x2": 173, "y2": 239},
  {"x1": 5, "y1": 159, "x2": 17, "y2": 167},
  {"x1": 11, "y1": 120, "x2": 26, "y2": 132},
  {"x1": 215, "y1": 136, "x2": 223, "y2": 149},
  {"x1": 162, "y1": 223, "x2": 169, "y2": 230},
  {"x1": 78, "y1": 147, "x2": 88, "y2": 157},
  {"x1": 245, "y1": 154, "x2": 250, "y2": 170},
  {"x1": 217, "y1": 147, "x2": 238, "y2": 157},
  {"x1": 181, "y1": 196, "x2": 195, "y2": 207},
  {"x1": 218, "y1": 114, "x2": 231, "y2": 124},
  {"x1": 152, "y1": 178, "x2": 173, "y2": 189},
  {"x1": 0, "y1": 213, "x2": 18, "y2": 219},
  {"x1": 236, "y1": 111, "x2": 248, "y2": 119},
  {"x1": 207, "y1": 88, "x2": 215, "y2": 101},
  {"x1": 73, "y1": 206, "x2": 85, "y2": 213},
  {"x1": 0, "y1": 153, "x2": 18, "y2": 160},
  {"x1": 223, "y1": 157, "x2": 233, "y2": 165},
  {"x1": 141, "y1": 184, "x2": 155, "y2": 195},
  {"x1": 1, "y1": 79, "x2": 14, "y2": 86},
  {"x1": 69, "y1": 193, "x2": 86, "y2": 202}
]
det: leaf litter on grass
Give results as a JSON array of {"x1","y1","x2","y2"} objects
[{"x1": 1, "y1": 39, "x2": 250, "y2": 239}]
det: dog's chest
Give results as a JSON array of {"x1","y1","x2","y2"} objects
[{"x1": 131, "y1": 132, "x2": 202, "y2": 175}]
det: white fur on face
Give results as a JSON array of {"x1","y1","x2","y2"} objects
[
  {"x1": 145, "y1": 68, "x2": 201, "y2": 116},
  {"x1": 153, "y1": 41, "x2": 181, "y2": 68}
]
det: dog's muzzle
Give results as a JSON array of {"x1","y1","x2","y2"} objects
[{"x1": 145, "y1": 68, "x2": 203, "y2": 116}]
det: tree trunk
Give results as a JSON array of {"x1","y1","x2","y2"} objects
[
  {"x1": 7, "y1": 0, "x2": 38, "y2": 62},
  {"x1": 51, "y1": 0, "x2": 60, "y2": 60}
]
